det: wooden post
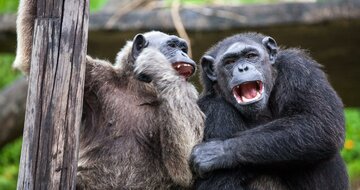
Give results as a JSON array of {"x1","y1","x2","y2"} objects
[{"x1": 17, "y1": 0, "x2": 89, "y2": 189}]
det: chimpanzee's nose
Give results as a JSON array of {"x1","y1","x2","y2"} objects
[{"x1": 238, "y1": 65, "x2": 249, "y2": 72}]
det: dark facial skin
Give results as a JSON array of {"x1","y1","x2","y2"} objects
[
  {"x1": 131, "y1": 32, "x2": 196, "y2": 82},
  {"x1": 202, "y1": 37, "x2": 277, "y2": 116}
]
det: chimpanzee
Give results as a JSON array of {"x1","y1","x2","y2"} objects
[{"x1": 190, "y1": 32, "x2": 348, "y2": 190}]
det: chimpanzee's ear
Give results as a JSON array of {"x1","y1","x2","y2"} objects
[
  {"x1": 132, "y1": 34, "x2": 149, "y2": 60},
  {"x1": 201, "y1": 55, "x2": 217, "y2": 82},
  {"x1": 262, "y1": 36, "x2": 278, "y2": 64}
]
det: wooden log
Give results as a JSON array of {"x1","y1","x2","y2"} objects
[{"x1": 16, "y1": 0, "x2": 89, "y2": 189}]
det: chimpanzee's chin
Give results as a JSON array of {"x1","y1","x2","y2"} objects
[{"x1": 236, "y1": 98, "x2": 267, "y2": 118}]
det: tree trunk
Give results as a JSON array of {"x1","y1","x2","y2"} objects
[{"x1": 16, "y1": 0, "x2": 89, "y2": 189}]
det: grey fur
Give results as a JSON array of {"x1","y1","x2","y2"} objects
[
  {"x1": 76, "y1": 47, "x2": 204, "y2": 190},
  {"x1": 13, "y1": 0, "x2": 36, "y2": 73}
]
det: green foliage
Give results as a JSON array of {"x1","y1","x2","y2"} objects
[
  {"x1": 90, "y1": 0, "x2": 108, "y2": 12},
  {"x1": 0, "y1": 138, "x2": 22, "y2": 190},
  {"x1": 0, "y1": 0, "x2": 19, "y2": 13},
  {"x1": 0, "y1": 53, "x2": 21, "y2": 189},
  {"x1": 0, "y1": 54, "x2": 20, "y2": 89},
  {"x1": 342, "y1": 108, "x2": 360, "y2": 180},
  {"x1": 0, "y1": 0, "x2": 108, "y2": 13}
]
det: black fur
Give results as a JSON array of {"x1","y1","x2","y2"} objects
[{"x1": 191, "y1": 33, "x2": 348, "y2": 190}]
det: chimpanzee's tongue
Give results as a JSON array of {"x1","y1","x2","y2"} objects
[{"x1": 240, "y1": 82, "x2": 258, "y2": 99}]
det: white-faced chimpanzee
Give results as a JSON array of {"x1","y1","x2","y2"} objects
[
  {"x1": 76, "y1": 32, "x2": 205, "y2": 189},
  {"x1": 13, "y1": 1, "x2": 204, "y2": 189},
  {"x1": 190, "y1": 32, "x2": 348, "y2": 190}
]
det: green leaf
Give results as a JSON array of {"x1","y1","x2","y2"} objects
[{"x1": 0, "y1": 54, "x2": 20, "y2": 90}]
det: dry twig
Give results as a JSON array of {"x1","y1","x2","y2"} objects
[
  {"x1": 105, "y1": 0, "x2": 147, "y2": 29},
  {"x1": 171, "y1": 0, "x2": 193, "y2": 58},
  {"x1": 190, "y1": 7, "x2": 247, "y2": 23}
]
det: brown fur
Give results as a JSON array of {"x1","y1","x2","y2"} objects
[{"x1": 14, "y1": 1, "x2": 204, "y2": 189}]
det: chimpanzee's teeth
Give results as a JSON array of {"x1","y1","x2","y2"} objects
[
  {"x1": 232, "y1": 81, "x2": 265, "y2": 104},
  {"x1": 175, "y1": 63, "x2": 191, "y2": 69}
]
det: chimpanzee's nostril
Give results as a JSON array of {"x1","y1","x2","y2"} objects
[
  {"x1": 238, "y1": 65, "x2": 249, "y2": 72},
  {"x1": 181, "y1": 52, "x2": 186, "y2": 57}
]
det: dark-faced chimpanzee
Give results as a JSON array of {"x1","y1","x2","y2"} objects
[
  {"x1": 190, "y1": 32, "x2": 348, "y2": 190},
  {"x1": 13, "y1": 0, "x2": 204, "y2": 189}
]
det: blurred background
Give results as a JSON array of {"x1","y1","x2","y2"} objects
[{"x1": 0, "y1": 0, "x2": 359, "y2": 189}]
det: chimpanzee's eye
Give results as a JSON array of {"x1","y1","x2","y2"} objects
[
  {"x1": 245, "y1": 52, "x2": 258, "y2": 59},
  {"x1": 168, "y1": 42, "x2": 176, "y2": 48},
  {"x1": 224, "y1": 59, "x2": 236, "y2": 65}
]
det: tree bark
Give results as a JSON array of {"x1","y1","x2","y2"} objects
[{"x1": 16, "y1": 0, "x2": 89, "y2": 189}]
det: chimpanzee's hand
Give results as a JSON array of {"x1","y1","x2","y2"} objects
[{"x1": 190, "y1": 140, "x2": 236, "y2": 178}]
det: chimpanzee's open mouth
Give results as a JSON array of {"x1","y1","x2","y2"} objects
[
  {"x1": 172, "y1": 62, "x2": 195, "y2": 79},
  {"x1": 232, "y1": 80, "x2": 264, "y2": 104}
]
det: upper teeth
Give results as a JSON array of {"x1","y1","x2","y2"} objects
[{"x1": 175, "y1": 64, "x2": 191, "y2": 69}]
